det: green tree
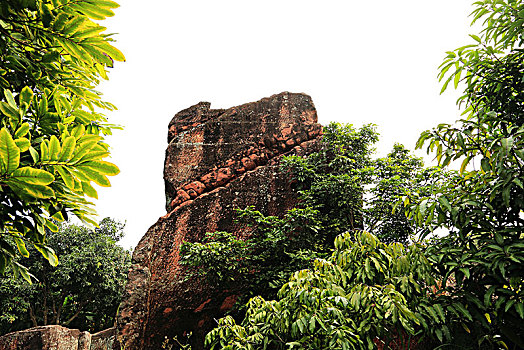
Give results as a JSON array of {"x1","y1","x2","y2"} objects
[
  {"x1": 365, "y1": 144, "x2": 424, "y2": 244},
  {"x1": 204, "y1": 231, "x2": 437, "y2": 350},
  {"x1": 181, "y1": 123, "x2": 379, "y2": 306},
  {"x1": 0, "y1": 218, "x2": 131, "y2": 335},
  {"x1": 405, "y1": 0, "x2": 524, "y2": 347},
  {"x1": 283, "y1": 122, "x2": 378, "y2": 241},
  {"x1": 0, "y1": 0, "x2": 124, "y2": 279}
]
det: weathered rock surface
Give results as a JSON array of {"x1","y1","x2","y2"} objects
[
  {"x1": 0, "y1": 325, "x2": 116, "y2": 350},
  {"x1": 116, "y1": 92, "x2": 323, "y2": 349}
]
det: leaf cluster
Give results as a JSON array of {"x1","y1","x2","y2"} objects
[
  {"x1": 0, "y1": 0, "x2": 124, "y2": 278},
  {"x1": 404, "y1": 0, "x2": 524, "y2": 347},
  {"x1": 0, "y1": 218, "x2": 131, "y2": 335},
  {"x1": 204, "y1": 231, "x2": 438, "y2": 350}
]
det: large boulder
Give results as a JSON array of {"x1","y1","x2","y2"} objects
[{"x1": 116, "y1": 92, "x2": 323, "y2": 349}]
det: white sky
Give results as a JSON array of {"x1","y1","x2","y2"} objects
[{"x1": 94, "y1": 1, "x2": 475, "y2": 249}]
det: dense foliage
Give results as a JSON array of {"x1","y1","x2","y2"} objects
[
  {"x1": 205, "y1": 231, "x2": 438, "y2": 350},
  {"x1": 365, "y1": 144, "x2": 424, "y2": 244},
  {"x1": 0, "y1": 218, "x2": 131, "y2": 335},
  {"x1": 181, "y1": 124, "x2": 395, "y2": 305},
  {"x1": 403, "y1": 0, "x2": 524, "y2": 347},
  {"x1": 185, "y1": 1, "x2": 524, "y2": 349},
  {"x1": 0, "y1": 0, "x2": 124, "y2": 279}
]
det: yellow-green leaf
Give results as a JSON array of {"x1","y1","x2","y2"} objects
[
  {"x1": 81, "y1": 180, "x2": 98, "y2": 199},
  {"x1": 6, "y1": 181, "x2": 55, "y2": 199},
  {"x1": 40, "y1": 141, "x2": 49, "y2": 162},
  {"x1": 34, "y1": 244, "x2": 58, "y2": 267},
  {"x1": 56, "y1": 165, "x2": 75, "y2": 189},
  {"x1": 14, "y1": 138, "x2": 30, "y2": 152},
  {"x1": 13, "y1": 236, "x2": 29, "y2": 258},
  {"x1": 0, "y1": 102, "x2": 20, "y2": 121},
  {"x1": 11, "y1": 167, "x2": 55, "y2": 185},
  {"x1": 59, "y1": 136, "x2": 76, "y2": 162},
  {"x1": 0, "y1": 128, "x2": 20, "y2": 174},
  {"x1": 48, "y1": 135, "x2": 61, "y2": 162},
  {"x1": 14, "y1": 122, "x2": 30, "y2": 138},
  {"x1": 76, "y1": 165, "x2": 110, "y2": 186},
  {"x1": 4, "y1": 89, "x2": 16, "y2": 109}
]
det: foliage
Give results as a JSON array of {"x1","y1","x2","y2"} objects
[
  {"x1": 181, "y1": 123, "x2": 379, "y2": 306},
  {"x1": 181, "y1": 207, "x2": 325, "y2": 304},
  {"x1": 204, "y1": 231, "x2": 438, "y2": 350},
  {"x1": 365, "y1": 144, "x2": 424, "y2": 244},
  {"x1": 282, "y1": 122, "x2": 378, "y2": 240},
  {"x1": 404, "y1": 0, "x2": 524, "y2": 347},
  {"x1": 0, "y1": 218, "x2": 131, "y2": 335},
  {"x1": 0, "y1": 0, "x2": 124, "y2": 279}
]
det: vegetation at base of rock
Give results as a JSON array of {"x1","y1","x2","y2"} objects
[
  {"x1": 205, "y1": 231, "x2": 438, "y2": 350},
  {"x1": 180, "y1": 124, "x2": 419, "y2": 307},
  {"x1": 0, "y1": 218, "x2": 131, "y2": 335},
  {"x1": 185, "y1": 0, "x2": 524, "y2": 349},
  {"x1": 0, "y1": 0, "x2": 124, "y2": 279}
]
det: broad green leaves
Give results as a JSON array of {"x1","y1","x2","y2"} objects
[
  {"x1": 0, "y1": 0, "x2": 123, "y2": 279},
  {"x1": 407, "y1": 0, "x2": 524, "y2": 347},
  {"x1": 205, "y1": 232, "x2": 436, "y2": 350},
  {"x1": 0, "y1": 128, "x2": 20, "y2": 174}
]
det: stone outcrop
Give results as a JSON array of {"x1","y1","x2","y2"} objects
[
  {"x1": 116, "y1": 92, "x2": 323, "y2": 349},
  {"x1": 0, "y1": 325, "x2": 116, "y2": 350}
]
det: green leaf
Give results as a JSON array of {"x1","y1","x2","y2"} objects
[
  {"x1": 454, "y1": 67, "x2": 463, "y2": 89},
  {"x1": 34, "y1": 244, "x2": 58, "y2": 267},
  {"x1": 13, "y1": 236, "x2": 29, "y2": 258},
  {"x1": 438, "y1": 196, "x2": 452, "y2": 211},
  {"x1": 14, "y1": 138, "x2": 30, "y2": 152},
  {"x1": 4, "y1": 89, "x2": 16, "y2": 109},
  {"x1": 59, "y1": 136, "x2": 76, "y2": 162},
  {"x1": 14, "y1": 123, "x2": 30, "y2": 138},
  {"x1": 0, "y1": 128, "x2": 20, "y2": 174},
  {"x1": 19, "y1": 86, "x2": 33, "y2": 106},
  {"x1": 516, "y1": 303, "x2": 524, "y2": 319},
  {"x1": 481, "y1": 157, "x2": 490, "y2": 173},
  {"x1": 459, "y1": 156, "x2": 471, "y2": 174},
  {"x1": 470, "y1": 34, "x2": 481, "y2": 43},
  {"x1": 48, "y1": 136, "x2": 61, "y2": 162},
  {"x1": 11, "y1": 167, "x2": 55, "y2": 185}
]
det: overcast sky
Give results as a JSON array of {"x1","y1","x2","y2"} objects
[{"x1": 93, "y1": 1, "x2": 476, "y2": 248}]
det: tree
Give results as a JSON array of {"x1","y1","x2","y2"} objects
[
  {"x1": 404, "y1": 0, "x2": 524, "y2": 347},
  {"x1": 204, "y1": 231, "x2": 437, "y2": 350},
  {"x1": 0, "y1": 218, "x2": 131, "y2": 335},
  {"x1": 180, "y1": 123, "x2": 379, "y2": 307},
  {"x1": 0, "y1": 0, "x2": 124, "y2": 279},
  {"x1": 365, "y1": 144, "x2": 424, "y2": 244}
]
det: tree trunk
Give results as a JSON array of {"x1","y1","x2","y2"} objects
[{"x1": 28, "y1": 305, "x2": 37, "y2": 327}]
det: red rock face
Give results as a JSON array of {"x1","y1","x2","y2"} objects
[{"x1": 116, "y1": 92, "x2": 323, "y2": 349}]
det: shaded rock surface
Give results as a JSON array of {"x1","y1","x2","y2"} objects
[
  {"x1": 117, "y1": 92, "x2": 323, "y2": 349},
  {"x1": 0, "y1": 325, "x2": 116, "y2": 350}
]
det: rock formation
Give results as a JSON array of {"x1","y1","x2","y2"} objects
[
  {"x1": 116, "y1": 92, "x2": 323, "y2": 349},
  {"x1": 0, "y1": 325, "x2": 116, "y2": 350}
]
